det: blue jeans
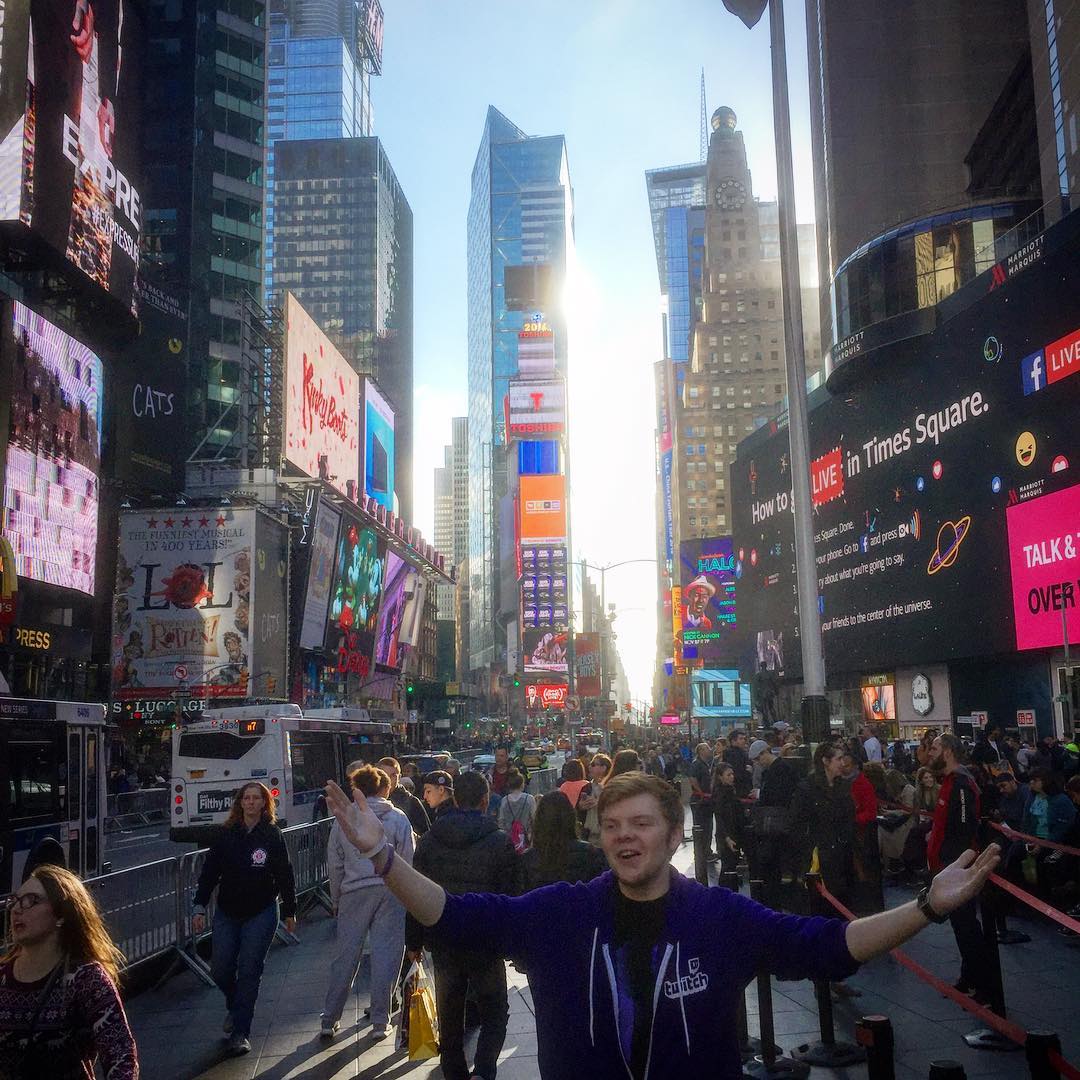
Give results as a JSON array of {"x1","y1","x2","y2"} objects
[{"x1": 211, "y1": 903, "x2": 278, "y2": 1037}]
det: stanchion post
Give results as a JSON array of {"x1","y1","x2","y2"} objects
[
  {"x1": 692, "y1": 823, "x2": 708, "y2": 885},
  {"x1": 1025, "y1": 1030, "x2": 1063, "y2": 1080},
  {"x1": 719, "y1": 870, "x2": 740, "y2": 892},
  {"x1": 791, "y1": 874, "x2": 866, "y2": 1068},
  {"x1": 962, "y1": 886, "x2": 1020, "y2": 1052},
  {"x1": 855, "y1": 1015, "x2": 895, "y2": 1080},
  {"x1": 927, "y1": 1063, "x2": 966, "y2": 1079},
  {"x1": 742, "y1": 880, "x2": 810, "y2": 1079}
]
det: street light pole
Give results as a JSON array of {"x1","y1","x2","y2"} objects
[{"x1": 766, "y1": 0, "x2": 829, "y2": 738}]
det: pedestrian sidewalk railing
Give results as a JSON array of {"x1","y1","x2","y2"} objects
[
  {"x1": 528, "y1": 768, "x2": 559, "y2": 795},
  {"x1": 1, "y1": 818, "x2": 336, "y2": 986}
]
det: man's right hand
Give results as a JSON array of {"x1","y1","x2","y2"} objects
[
  {"x1": 192, "y1": 913, "x2": 206, "y2": 935},
  {"x1": 406, "y1": 949, "x2": 423, "y2": 963},
  {"x1": 325, "y1": 779, "x2": 385, "y2": 854}
]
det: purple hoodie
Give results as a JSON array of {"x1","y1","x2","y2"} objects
[{"x1": 430, "y1": 868, "x2": 858, "y2": 1078}]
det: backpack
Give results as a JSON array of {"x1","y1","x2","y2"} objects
[{"x1": 506, "y1": 797, "x2": 530, "y2": 854}]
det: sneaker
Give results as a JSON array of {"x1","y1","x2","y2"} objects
[
  {"x1": 227, "y1": 1034, "x2": 251, "y2": 1056},
  {"x1": 371, "y1": 1024, "x2": 390, "y2": 1040},
  {"x1": 222, "y1": 1013, "x2": 233, "y2": 1037},
  {"x1": 319, "y1": 1019, "x2": 340, "y2": 1039}
]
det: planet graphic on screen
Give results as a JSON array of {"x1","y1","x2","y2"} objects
[{"x1": 927, "y1": 516, "x2": 972, "y2": 575}]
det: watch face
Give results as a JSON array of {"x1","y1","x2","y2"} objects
[{"x1": 714, "y1": 178, "x2": 746, "y2": 211}]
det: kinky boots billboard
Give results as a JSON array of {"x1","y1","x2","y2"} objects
[{"x1": 111, "y1": 508, "x2": 288, "y2": 702}]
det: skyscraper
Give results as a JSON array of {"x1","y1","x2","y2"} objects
[
  {"x1": 272, "y1": 137, "x2": 414, "y2": 519},
  {"x1": 138, "y1": 0, "x2": 269, "y2": 463},
  {"x1": 466, "y1": 108, "x2": 573, "y2": 673},
  {"x1": 264, "y1": 0, "x2": 382, "y2": 300},
  {"x1": 434, "y1": 447, "x2": 454, "y2": 621},
  {"x1": 806, "y1": 0, "x2": 1036, "y2": 352}
]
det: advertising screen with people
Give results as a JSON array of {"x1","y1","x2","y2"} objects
[
  {"x1": 325, "y1": 520, "x2": 385, "y2": 681},
  {"x1": 4, "y1": 302, "x2": 103, "y2": 595},
  {"x1": 679, "y1": 537, "x2": 737, "y2": 663},
  {"x1": 0, "y1": 2, "x2": 145, "y2": 313}
]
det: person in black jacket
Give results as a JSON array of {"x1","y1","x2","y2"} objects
[
  {"x1": 749, "y1": 745, "x2": 801, "y2": 907},
  {"x1": 379, "y1": 756, "x2": 431, "y2": 836},
  {"x1": 518, "y1": 791, "x2": 608, "y2": 892},
  {"x1": 406, "y1": 770, "x2": 516, "y2": 1080},
  {"x1": 192, "y1": 783, "x2": 297, "y2": 1056},
  {"x1": 711, "y1": 763, "x2": 745, "y2": 876},
  {"x1": 723, "y1": 730, "x2": 754, "y2": 799}
]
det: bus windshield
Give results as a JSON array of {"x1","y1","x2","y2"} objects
[{"x1": 176, "y1": 730, "x2": 263, "y2": 760}]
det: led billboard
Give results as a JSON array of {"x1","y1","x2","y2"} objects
[
  {"x1": 112, "y1": 509, "x2": 256, "y2": 699},
  {"x1": 326, "y1": 520, "x2": 384, "y2": 680},
  {"x1": 507, "y1": 380, "x2": 565, "y2": 436},
  {"x1": 574, "y1": 634, "x2": 601, "y2": 697},
  {"x1": 525, "y1": 683, "x2": 568, "y2": 710},
  {"x1": 0, "y1": 3, "x2": 145, "y2": 313},
  {"x1": 299, "y1": 499, "x2": 341, "y2": 650},
  {"x1": 283, "y1": 293, "x2": 360, "y2": 499},
  {"x1": 4, "y1": 302, "x2": 102, "y2": 594},
  {"x1": 363, "y1": 378, "x2": 395, "y2": 510},
  {"x1": 679, "y1": 538, "x2": 737, "y2": 663},
  {"x1": 524, "y1": 629, "x2": 569, "y2": 674},
  {"x1": 519, "y1": 475, "x2": 566, "y2": 544},
  {"x1": 731, "y1": 219, "x2": 1080, "y2": 677},
  {"x1": 374, "y1": 550, "x2": 414, "y2": 671}
]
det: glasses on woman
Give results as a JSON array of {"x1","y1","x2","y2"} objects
[{"x1": 5, "y1": 893, "x2": 46, "y2": 913}]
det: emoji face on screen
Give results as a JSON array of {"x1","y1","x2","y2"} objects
[{"x1": 1015, "y1": 431, "x2": 1036, "y2": 467}]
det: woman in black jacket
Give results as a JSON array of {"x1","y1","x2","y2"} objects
[
  {"x1": 192, "y1": 782, "x2": 297, "y2": 1055},
  {"x1": 518, "y1": 791, "x2": 608, "y2": 892},
  {"x1": 711, "y1": 762, "x2": 745, "y2": 875}
]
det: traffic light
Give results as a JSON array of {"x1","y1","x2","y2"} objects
[
  {"x1": 513, "y1": 676, "x2": 521, "y2": 687},
  {"x1": 405, "y1": 681, "x2": 415, "y2": 708}
]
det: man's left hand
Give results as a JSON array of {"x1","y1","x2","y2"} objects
[
  {"x1": 927, "y1": 844, "x2": 1001, "y2": 916},
  {"x1": 285, "y1": 917, "x2": 297, "y2": 934}
]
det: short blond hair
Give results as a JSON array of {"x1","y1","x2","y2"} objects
[{"x1": 597, "y1": 773, "x2": 682, "y2": 834}]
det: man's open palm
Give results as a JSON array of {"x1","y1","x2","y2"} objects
[
  {"x1": 928, "y1": 844, "x2": 1001, "y2": 915},
  {"x1": 325, "y1": 780, "x2": 384, "y2": 854}
]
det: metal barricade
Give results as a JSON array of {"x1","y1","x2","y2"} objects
[
  {"x1": 174, "y1": 847, "x2": 217, "y2": 986},
  {"x1": 282, "y1": 818, "x2": 334, "y2": 915},
  {"x1": 84, "y1": 858, "x2": 182, "y2": 969},
  {"x1": 529, "y1": 768, "x2": 559, "y2": 795},
  {"x1": 106, "y1": 788, "x2": 169, "y2": 833}
]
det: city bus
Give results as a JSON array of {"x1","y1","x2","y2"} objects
[
  {"x1": 0, "y1": 698, "x2": 108, "y2": 892},
  {"x1": 170, "y1": 704, "x2": 396, "y2": 842}
]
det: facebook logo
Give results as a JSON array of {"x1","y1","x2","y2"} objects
[{"x1": 1021, "y1": 350, "x2": 1045, "y2": 395}]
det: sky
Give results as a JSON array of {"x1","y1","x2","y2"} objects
[{"x1": 372, "y1": 0, "x2": 819, "y2": 701}]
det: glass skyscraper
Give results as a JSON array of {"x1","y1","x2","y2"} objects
[
  {"x1": 466, "y1": 107, "x2": 573, "y2": 672},
  {"x1": 265, "y1": 0, "x2": 378, "y2": 301}
]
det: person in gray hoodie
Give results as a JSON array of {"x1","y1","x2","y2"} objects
[{"x1": 321, "y1": 764, "x2": 414, "y2": 1040}]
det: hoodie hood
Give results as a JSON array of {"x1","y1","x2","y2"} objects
[{"x1": 428, "y1": 807, "x2": 500, "y2": 849}]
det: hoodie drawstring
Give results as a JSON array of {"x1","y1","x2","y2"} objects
[
  {"x1": 589, "y1": 927, "x2": 598, "y2": 1046},
  {"x1": 675, "y1": 941, "x2": 690, "y2": 1054}
]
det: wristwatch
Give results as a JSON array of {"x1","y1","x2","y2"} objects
[{"x1": 916, "y1": 886, "x2": 948, "y2": 924}]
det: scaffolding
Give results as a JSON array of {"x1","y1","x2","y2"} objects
[{"x1": 187, "y1": 293, "x2": 284, "y2": 470}]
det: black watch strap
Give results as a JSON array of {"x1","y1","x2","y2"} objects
[{"x1": 917, "y1": 886, "x2": 948, "y2": 924}]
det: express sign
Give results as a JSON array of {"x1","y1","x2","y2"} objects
[{"x1": 525, "y1": 684, "x2": 568, "y2": 709}]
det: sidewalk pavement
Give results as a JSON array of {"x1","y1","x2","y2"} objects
[{"x1": 127, "y1": 822, "x2": 1080, "y2": 1079}]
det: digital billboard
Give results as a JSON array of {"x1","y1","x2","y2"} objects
[
  {"x1": 574, "y1": 634, "x2": 601, "y2": 697},
  {"x1": 283, "y1": 293, "x2": 360, "y2": 499},
  {"x1": 326, "y1": 520, "x2": 385, "y2": 680},
  {"x1": 521, "y1": 542, "x2": 568, "y2": 629},
  {"x1": 373, "y1": 550, "x2": 414, "y2": 672},
  {"x1": 0, "y1": 3, "x2": 145, "y2": 314},
  {"x1": 299, "y1": 500, "x2": 341, "y2": 650},
  {"x1": 517, "y1": 319, "x2": 556, "y2": 376},
  {"x1": 524, "y1": 629, "x2": 569, "y2": 674},
  {"x1": 363, "y1": 378, "x2": 395, "y2": 510},
  {"x1": 507, "y1": 380, "x2": 565, "y2": 436},
  {"x1": 519, "y1": 475, "x2": 566, "y2": 544},
  {"x1": 251, "y1": 513, "x2": 289, "y2": 698},
  {"x1": 730, "y1": 221, "x2": 1080, "y2": 678},
  {"x1": 4, "y1": 302, "x2": 102, "y2": 595},
  {"x1": 112, "y1": 509, "x2": 256, "y2": 699},
  {"x1": 679, "y1": 538, "x2": 737, "y2": 662},
  {"x1": 525, "y1": 683, "x2": 568, "y2": 710}
]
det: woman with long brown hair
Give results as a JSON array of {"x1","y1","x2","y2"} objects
[
  {"x1": 0, "y1": 865, "x2": 138, "y2": 1077},
  {"x1": 192, "y1": 782, "x2": 297, "y2": 1055}
]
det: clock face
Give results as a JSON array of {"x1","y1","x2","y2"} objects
[{"x1": 714, "y1": 178, "x2": 746, "y2": 211}]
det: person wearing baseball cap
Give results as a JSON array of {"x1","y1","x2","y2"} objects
[
  {"x1": 422, "y1": 771, "x2": 455, "y2": 819},
  {"x1": 681, "y1": 575, "x2": 716, "y2": 629}
]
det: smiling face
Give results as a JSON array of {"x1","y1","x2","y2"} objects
[
  {"x1": 8, "y1": 878, "x2": 57, "y2": 948},
  {"x1": 686, "y1": 588, "x2": 709, "y2": 617},
  {"x1": 1015, "y1": 431, "x2": 1037, "y2": 467},
  {"x1": 600, "y1": 792, "x2": 681, "y2": 899}
]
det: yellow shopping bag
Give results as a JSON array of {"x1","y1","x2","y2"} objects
[{"x1": 397, "y1": 960, "x2": 440, "y2": 1061}]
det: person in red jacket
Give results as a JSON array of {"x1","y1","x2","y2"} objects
[
  {"x1": 927, "y1": 733, "x2": 991, "y2": 1003},
  {"x1": 841, "y1": 751, "x2": 884, "y2": 914}
]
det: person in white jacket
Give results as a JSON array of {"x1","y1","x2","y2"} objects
[{"x1": 321, "y1": 764, "x2": 415, "y2": 1039}]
